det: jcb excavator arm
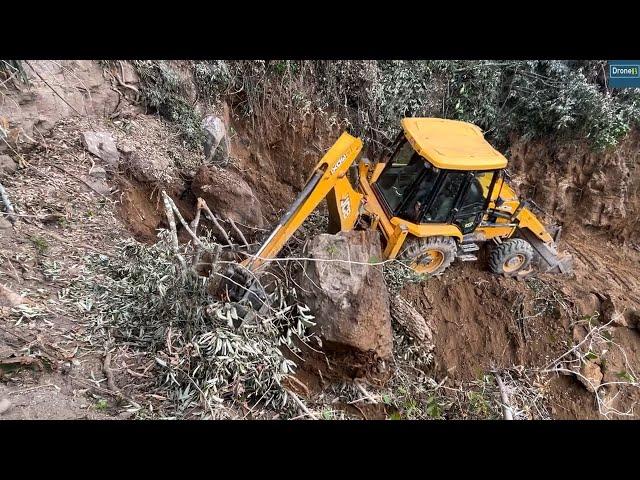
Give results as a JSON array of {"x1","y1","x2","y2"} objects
[{"x1": 243, "y1": 132, "x2": 364, "y2": 271}]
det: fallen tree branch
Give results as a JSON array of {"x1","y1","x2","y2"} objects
[
  {"x1": 354, "y1": 379, "x2": 379, "y2": 404},
  {"x1": 197, "y1": 198, "x2": 233, "y2": 247},
  {"x1": 287, "y1": 389, "x2": 317, "y2": 420},
  {"x1": 162, "y1": 191, "x2": 203, "y2": 247},
  {"x1": 102, "y1": 350, "x2": 121, "y2": 396},
  {"x1": 160, "y1": 191, "x2": 187, "y2": 270},
  {"x1": 493, "y1": 372, "x2": 514, "y2": 420},
  {"x1": 0, "y1": 355, "x2": 45, "y2": 371},
  {"x1": 228, "y1": 217, "x2": 249, "y2": 248}
]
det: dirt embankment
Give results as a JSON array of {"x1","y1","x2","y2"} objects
[{"x1": 508, "y1": 131, "x2": 640, "y2": 242}]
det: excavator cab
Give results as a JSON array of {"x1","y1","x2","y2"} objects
[{"x1": 374, "y1": 137, "x2": 500, "y2": 235}]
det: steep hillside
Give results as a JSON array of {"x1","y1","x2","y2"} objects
[{"x1": 1, "y1": 60, "x2": 639, "y2": 420}]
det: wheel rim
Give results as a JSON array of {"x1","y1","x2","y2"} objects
[
  {"x1": 411, "y1": 249, "x2": 445, "y2": 274},
  {"x1": 503, "y1": 254, "x2": 525, "y2": 273}
]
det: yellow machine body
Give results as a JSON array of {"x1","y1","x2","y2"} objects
[{"x1": 243, "y1": 118, "x2": 569, "y2": 276}]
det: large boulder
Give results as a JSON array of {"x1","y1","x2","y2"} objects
[
  {"x1": 119, "y1": 144, "x2": 175, "y2": 185},
  {"x1": 599, "y1": 293, "x2": 629, "y2": 327},
  {"x1": 191, "y1": 165, "x2": 263, "y2": 228},
  {"x1": 297, "y1": 230, "x2": 393, "y2": 360}
]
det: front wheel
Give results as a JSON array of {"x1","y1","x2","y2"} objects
[
  {"x1": 489, "y1": 238, "x2": 534, "y2": 276},
  {"x1": 398, "y1": 236, "x2": 457, "y2": 276}
]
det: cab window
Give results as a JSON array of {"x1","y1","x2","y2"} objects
[
  {"x1": 422, "y1": 172, "x2": 467, "y2": 223},
  {"x1": 376, "y1": 142, "x2": 436, "y2": 214},
  {"x1": 459, "y1": 171, "x2": 495, "y2": 211}
]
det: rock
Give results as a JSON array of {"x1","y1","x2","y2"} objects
[
  {"x1": 90, "y1": 166, "x2": 107, "y2": 179},
  {"x1": 575, "y1": 292, "x2": 601, "y2": 318},
  {"x1": 577, "y1": 361, "x2": 603, "y2": 393},
  {"x1": 600, "y1": 293, "x2": 628, "y2": 327},
  {"x1": 120, "y1": 145, "x2": 174, "y2": 185},
  {"x1": 0, "y1": 398, "x2": 11, "y2": 415},
  {"x1": 202, "y1": 115, "x2": 229, "y2": 164},
  {"x1": 0, "y1": 154, "x2": 17, "y2": 174},
  {"x1": 624, "y1": 310, "x2": 640, "y2": 329},
  {"x1": 390, "y1": 296, "x2": 434, "y2": 345},
  {"x1": 0, "y1": 284, "x2": 28, "y2": 307},
  {"x1": 191, "y1": 165, "x2": 263, "y2": 228},
  {"x1": 0, "y1": 217, "x2": 12, "y2": 230},
  {"x1": 82, "y1": 131, "x2": 119, "y2": 167},
  {"x1": 297, "y1": 230, "x2": 393, "y2": 360}
]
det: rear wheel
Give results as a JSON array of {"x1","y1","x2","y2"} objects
[
  {"x1": 489, "y1": 238, "x2": 534, "y2": 276},
  {"x1": 399, "y1": 236, "x2": 457, "y2": 276}
]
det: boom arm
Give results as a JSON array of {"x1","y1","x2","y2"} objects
[{"x1": 244, "y1": 132, "x2": 364, "y2": 271}]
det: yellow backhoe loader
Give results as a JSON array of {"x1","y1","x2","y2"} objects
[{"x1": 228, "y1": 117, "x2": 572, "y2": 304}]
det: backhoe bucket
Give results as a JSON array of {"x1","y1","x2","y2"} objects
[{"x1": 519, "y1": 228, "x2": 573, "y2": 274}]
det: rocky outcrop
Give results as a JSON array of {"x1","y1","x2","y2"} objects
[
  {"x1": 0, "y1": 61, "x2": 121, "y2": 153},
  {"x1": 508, "y1": 130, "x2": 640, "y2": 241},
  {"x1": 297, "y1": 230, "x2": 393, "y2": 360}
]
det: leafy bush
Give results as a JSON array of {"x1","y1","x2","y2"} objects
[{"x1": 130, "y1": 59, "x2": 640, "y2": 153}]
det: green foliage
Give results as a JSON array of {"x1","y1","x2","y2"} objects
[
  {"x1": 467, "y1": 390, "x2": 491, "y2": 417},
  {"x1": 132, "y1": 61, "x2": 204, "y2": 149},
  {"x1": 29, "y1": 235, "x2": 49, "y2": 254},
  {"x1": 69, "y1": 235, "x2": 314, "y2": 418},
  {"x1": 425, "y1": 396, "x2": 443, "y2": 418},
  {"x1": 130, "y1": 59, "x2": 640, "y2": 157},
  {"x1": 616, "y1": 370, "x2": 636, "y2": 382},
  {"x1": 383, "y1": 261, "x2": 427, "y2": 295},
  {"x1": 325, "y1": 244, "x2": 339, "y2": 256},
  {"x1": 193, "y1": 60, "x2": 232, "y2": 100},
  {"x1": 214, "y1": 59, "x2": 640, "y2": 152}
]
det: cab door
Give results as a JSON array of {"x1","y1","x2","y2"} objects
[{"x1": 451, "y1": 171, "x2": 495, "y2": 234}]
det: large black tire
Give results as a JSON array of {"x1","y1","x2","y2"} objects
[
  {"x1": 489, "y1": 238, "x2": 534, "y2": 276},
  {"x1": 398, "y1": 236, "x2": 457, "y2": 276}
]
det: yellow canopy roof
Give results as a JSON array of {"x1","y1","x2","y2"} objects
[{"x1": 401, "y1": 118, "x2": 508, "y2": 171}]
